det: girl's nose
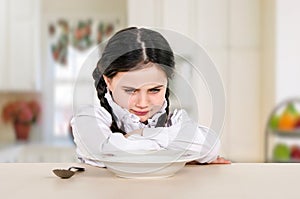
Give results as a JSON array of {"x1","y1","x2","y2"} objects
[{"x1": 135, "y1": 93, "x2": 149, "y2": 108}]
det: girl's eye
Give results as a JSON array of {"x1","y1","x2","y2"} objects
[
  {"x1": 149, "y1": 88, "x2": 160, "y2": 93},
  {"x1": 124, "y1": 89, "x2": 136, "y2": 94}
]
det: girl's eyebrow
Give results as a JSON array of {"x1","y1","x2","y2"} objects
[
  {"x1": 149, "y1": 85, "x2": 165, "y2": 89},
  {"x1": 122, "y1": 85, "x2": 165, "y2": 90}
]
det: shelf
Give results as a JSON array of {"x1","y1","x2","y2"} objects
[
  {"x1": 271, "y1": 130, "x2": 300, "y2": 138},
  {"x1": 272, "y1": 159, "x2": 300, "y2": 163}
]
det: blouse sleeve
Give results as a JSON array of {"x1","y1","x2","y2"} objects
[
  {"x1": 128, "y1": 109, "x2": 220, "y2": 163},
  {"x1": 71, "y1": 106, "x2": 220, "y2": 166},
  {"x1": 70, "y1": 105, "x2": 161, "y2": 165}
]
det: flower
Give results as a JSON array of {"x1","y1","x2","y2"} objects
[{"x1": 2, "y1": 100, "x2": 41, "y2": 125}]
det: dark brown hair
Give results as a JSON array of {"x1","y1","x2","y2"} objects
[{"x1": 93, "y1": 27, "x2": 175, "y2": 135}]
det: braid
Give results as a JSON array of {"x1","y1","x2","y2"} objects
[
  {"x1": 165, "y1": 87, "x2": 170, "y2": 116},
  {"x1": 92, "y1": 27, "x2": 175, "y2": 132},
  {"x1": 93, "y1": 67, "x2": 126, "y2": 135}
]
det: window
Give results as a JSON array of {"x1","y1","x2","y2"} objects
[
  {"x1": 53, "y1": 47, "x2": 93, "y2": 137},
  {"x1": 46, "y1": 17, "x2": 120, "y2": 140}
]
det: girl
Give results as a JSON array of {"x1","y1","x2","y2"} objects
[{"x1": 71, "y1": 27, "x2": 230, "y2": 167}]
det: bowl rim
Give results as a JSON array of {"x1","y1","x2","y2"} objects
[{"x1": 85, "y1": 149, "x2": 203, "y2": 164}]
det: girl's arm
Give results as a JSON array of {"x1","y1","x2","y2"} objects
[
  {"x1": 127, "y1": 109, "x2": 223, "y2": 163},
  {"x1": 72, "y1": 105, "x2": 226, "y2": 165},
  {"x1": 71, "y1": 105, "x2": 162, "y2": 166}
]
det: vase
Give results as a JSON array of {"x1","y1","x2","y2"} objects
[{"x1": 13, "y1": 121, "x2": 31, "y2": 141}]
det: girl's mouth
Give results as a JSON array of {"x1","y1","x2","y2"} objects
[{"x1": 131, "y1": 110, "x2": 149, "y2": 116}]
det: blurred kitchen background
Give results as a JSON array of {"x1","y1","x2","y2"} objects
[{"x1": 0, "y1": 0, "x2": 299, "y2": 163}]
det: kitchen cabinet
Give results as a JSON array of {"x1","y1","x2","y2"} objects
[
  {"x1": 0, "y1": 143, "x2": 77, "y2": 162},
  {"x1": 0, "y1": 0, "x2": 40, "y2": 91}
]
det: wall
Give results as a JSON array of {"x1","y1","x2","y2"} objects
[
  {"x1": 128, "y1": 0, "x2": 263, "y2": 162},
  {"x1": 42, "y1": 0, "x2": 127, "y2": 16},
  {"x1": 261, "y1": 0, "x2": 276, "y2": 160},
  {"x1": 276, "y1": 0, "x2": 300, "y2": 102}
]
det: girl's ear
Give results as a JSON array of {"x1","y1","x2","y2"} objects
[{"x1": 103, "y1": 75, "x2": 112, "y2": 91}]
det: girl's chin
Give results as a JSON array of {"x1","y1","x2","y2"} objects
[{"x1": 138, "y1": 116, "x2": 148, "y2": 122}]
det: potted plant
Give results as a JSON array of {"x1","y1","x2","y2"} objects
[{"x1": 1, "y1": 100, "x2": 41, "y2": 141}]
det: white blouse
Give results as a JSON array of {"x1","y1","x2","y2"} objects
[{"x1": 71, "y1": 91, "x2": 220, "y2": 167}]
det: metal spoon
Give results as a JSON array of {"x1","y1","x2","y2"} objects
[{"x1": 52, "y1": 166, "x2": 85, "y2": 179}]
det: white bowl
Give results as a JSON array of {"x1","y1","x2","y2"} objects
[{"x1": 91, "y1": 150, "x2": 202, "y2": 179}]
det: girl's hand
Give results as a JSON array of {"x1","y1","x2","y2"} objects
[
  {"x1": 209, "y1": 156, "x2": 231, "y2": 164},
  {"x1": 186, "y1": 156, "x2": 231, "y2": 165},
  {"x1": 124, "y1": 129, "x2": 143, "y2": 138}
]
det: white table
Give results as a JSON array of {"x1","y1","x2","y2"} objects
[{"x1": 0, "y1": 163, "x2": 299, "y2": 199}]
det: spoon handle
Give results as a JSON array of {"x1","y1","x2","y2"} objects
[{"x1": 68, "y1": 166, "x2": 85, "y2": 172}]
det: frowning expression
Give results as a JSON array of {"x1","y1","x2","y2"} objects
[{"x1": 104, "y1": 63, "x2": 168, "y2": 122}]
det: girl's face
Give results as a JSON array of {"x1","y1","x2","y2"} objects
[{"x1": 104, "y1": 63, "x2": 168, "y2": 122}]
